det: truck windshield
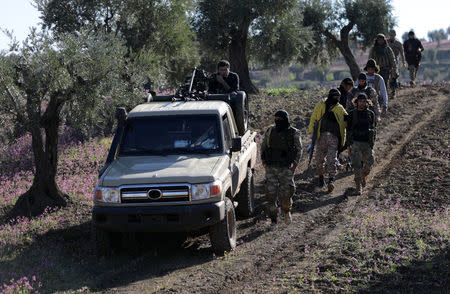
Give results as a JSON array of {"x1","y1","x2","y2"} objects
[{"x1": 119, "y1": 115, "x2": 222, "y2": 156}]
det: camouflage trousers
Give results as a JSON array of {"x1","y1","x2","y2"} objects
[
  {"x1": 408, "y1": 64, "x2": 419, "y2": 83},
  {"x1": 350, "y1": 141, "x2": 374, "y2": 180},
  {"x1": 315, "y1": 132, "x2": 339, "y2": 177},
  {"x1": 264, "y1": 166, "x2": 295, "y2": 215}
]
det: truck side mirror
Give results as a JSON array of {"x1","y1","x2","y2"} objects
[
  {"x1": 230, "y1": 137, "x2": 242, "y2": 153},
  {"x1": 115, "y1": 107, "x2": 127, "y2": 125}
]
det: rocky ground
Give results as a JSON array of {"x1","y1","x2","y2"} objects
[{"x1": 1, "y1": 84, "x2": 448, "y2": 293}]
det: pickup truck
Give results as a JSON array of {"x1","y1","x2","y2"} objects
[{"x1": 92, "y1": 97, "x2": 257, "y2": 254}]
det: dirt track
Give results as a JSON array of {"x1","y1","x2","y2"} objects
[{"x1": 78, "y1": 84, "x2": 449, "y2": 294}]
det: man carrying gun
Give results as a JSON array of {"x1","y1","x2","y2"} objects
[
  {"x1": 308, "y1": 89, "x2": 348, "y2": 192},
  {"x1": 347, "y1": 93, "x2": 377, "y2": 195}
]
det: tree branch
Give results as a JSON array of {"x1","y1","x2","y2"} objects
[
  {"x1": 0, "y1": 73, "x2": 26, "y2": 123},
  {"x1": 323, "y1": 29, "x2": 339, "y2": 47}
]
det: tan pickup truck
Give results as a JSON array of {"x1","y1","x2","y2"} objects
[{"x1": 92, "y1": 98, "x2": 257, "y2": 254}]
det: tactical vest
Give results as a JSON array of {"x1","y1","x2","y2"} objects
[{"x1": 265, "y1": 127, "x2": 297, "y2": 166}]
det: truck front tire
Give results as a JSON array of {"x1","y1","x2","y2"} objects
[
  {"x1": 209, "y1": 197, "x2": 237, "y2": 254},
  {"x1": 235, "y1": 168, "x2": 255, "y2": 218}
]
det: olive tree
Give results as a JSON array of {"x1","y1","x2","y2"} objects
[
  {"x1": 0, "y1": 29, "x2": 141, "y2": 217},
  {"x1": 36, "y1": 0, "x2": 199, "y2": 88},
  {"x1": 301, "y1": 0, "x2": 395, "y2": 80},
  {"x1": 194, "y1": 0, "x2": 312, "y2": 93}
]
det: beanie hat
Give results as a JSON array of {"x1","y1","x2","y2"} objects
[
  {"x1": 408, "y1": 31, "x2": 415, "y2": 36},
  {"x1": 358, "y1": 73, "x2": 367, "y2": 80}
]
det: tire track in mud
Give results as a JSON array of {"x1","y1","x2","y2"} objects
[
  {"x1": 85, "y1": 85, "x2": 450, "y2": 294},
  {"x1": 220, "y1": 87, "x2": 450, "y2": 293}
]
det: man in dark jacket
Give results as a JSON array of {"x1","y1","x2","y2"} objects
[
  {"x1": 403, "y1": 31, "x2": 424, "y2": 86},
  {"x1": 261, "y1": 110, "x2": 302, "y2": 225},
  {"x1": 347, "y1": 93, "x2": 377, "y2": 195},
  {"x1": 369, "y1": 34, "x2": 397, "y2": 90},
  {"x1": 208, "y1": 60, "x2": 239, "y2": 94}
]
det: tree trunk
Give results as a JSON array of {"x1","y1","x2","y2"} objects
[
  {"x1": 8, "y1": 98, "x2": 69, "y2": 219},
  {"x1": 338, "y1": 41, "x2": 361, "y2": 81},
  {"x1": 229, "y1": 28, "x2": 259, "y2": 94},
  {"x1": 324, "y1": 23, "x2": 361, "y2": 81}
]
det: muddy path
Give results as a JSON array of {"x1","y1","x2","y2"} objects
[{"x1": 78, "y1": 84, "x2": 450, "y2": 294}]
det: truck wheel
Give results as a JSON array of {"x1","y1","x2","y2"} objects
[
  {"x1": 235, "y1": 168, "x2": 255, "y2": 218},
  {"x1": 209, "y1": 197, "x2": 237, "y2": 254},
  {"x1": 231, "y1": 91, "x2": 248, "y2": 136}
]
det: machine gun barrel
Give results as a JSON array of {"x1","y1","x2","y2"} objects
[{"x1": 188, "y1": 67, "x2": 197, "y2": 94}]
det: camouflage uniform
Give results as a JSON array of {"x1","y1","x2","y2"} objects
[
  {"x1": 387, "y1": 38, "x2": 406, "y2": 98},
  {"x1": 369, "y1": 35, "x2": 397, "y2": 90},
  {"x1": 315, "y1": 132, "x2": 339, "y2": 178},
  {"x1": 261, "y1": 125, "x2": 302, "y2": 216},
  {"x1": 350, "y1": 141, "x2": 374, "y2": 180}
]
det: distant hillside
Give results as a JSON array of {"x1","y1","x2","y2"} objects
[{"x1": 251, "y1": 40, "x2": 450, "y2": 90}]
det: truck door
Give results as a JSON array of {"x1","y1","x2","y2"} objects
[{"x1": 222, "y1": 114, "x2": 240, "y2": 195}]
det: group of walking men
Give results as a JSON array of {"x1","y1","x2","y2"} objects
[
  {"x1": 260, "y1": 30, "x2": 424, "y2": 226},
  {"x1": 208, "y1": 29, "x2": 424, "y2": 226}
]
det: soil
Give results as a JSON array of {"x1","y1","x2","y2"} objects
[{"x1": 6, "y1": 84, "x2": 446, "y2": 293}]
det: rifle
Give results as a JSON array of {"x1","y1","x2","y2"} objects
[{"x1": 306, "y1": 120, "x2": 320, "y2": 176}]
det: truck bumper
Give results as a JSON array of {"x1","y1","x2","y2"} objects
[{"x1": 92, "y1": 201, "x2": 225, "y2": 232}]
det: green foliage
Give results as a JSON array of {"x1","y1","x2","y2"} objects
[
  {"x1": 0, "y1": 28, "x2": 141, "y2": 139},
  {"x1": 265, "y1": 87, "x2": 297, "y2": 96},
  {"x1": 301, "y1": 0, "x2": 394, "y2": 59},
  {"x1": 36, "y1": 0, "x2": 199, "y2": 88},
  {"x1": 194, "y1": 0, "x2": 313, "y2": 69}
]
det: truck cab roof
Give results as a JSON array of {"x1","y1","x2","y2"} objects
[{"x1": 128, "y1": 101, "x2": 230, "y2": 118}]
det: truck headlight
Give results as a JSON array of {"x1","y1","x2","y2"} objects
[
  {"x1": 94, "y1": 187, "x2": 120, "y2": 203},
  {"x1": 191, "y1": 181, "x2": 222, "y2": 200}
]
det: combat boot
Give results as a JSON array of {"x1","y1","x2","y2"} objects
[
  {"x1": 283, "y1": 211, "x2": 292, "y2": 225},
  {"x1": 318, "y1": 175, "x2": 325, "y2": 187},
  {"x1": 327, "y1": 177, "x2": 335, "y2": 192},
  {"x1": 355, "y1": 178, "x2": 362, "y2": 195}
]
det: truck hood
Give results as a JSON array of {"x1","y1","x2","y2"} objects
[{"x1": 100, "y1": 155, "x2": 224, "y2": 186}]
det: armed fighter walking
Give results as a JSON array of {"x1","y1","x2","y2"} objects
[
  {"x1": 363, "y1": 59, "x2": 388, "y2": 115},
  {"x1": 369, "y1": 34, "x2": 397, "y2": 92},
  {"x1": 347, "y1": 93, "x2": 377, "y2": 195},
  {"x1": 403, "y1": 31, "x2": 424, "y2": 86},
  {"x1": 349, "y1": 73, "x2": 381, "y2": 122},
  {"x1": 261, "y1": 110, "x2": 302, "y2": 225},
  {"x1": 387, "y1": 29, "x2": 406, "y2": 99},
  {"x1": 308, "y1": 89, "x2": 347, "y2": 192}
]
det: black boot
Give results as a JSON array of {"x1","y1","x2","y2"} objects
[
  {"x1": 318, "y1": 175, "x2": 325, "y2": 187},
  {"x1": 327, "y1": 177, "x2": 335, "y2": 192}
]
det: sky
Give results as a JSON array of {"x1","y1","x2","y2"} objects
[{"x1": 0, "y1": 0, "x2": 449, "y2": 51}]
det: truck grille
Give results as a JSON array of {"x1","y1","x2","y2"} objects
[{"x1": 120, "y1": 185, "x2": 190, "y2": 203}]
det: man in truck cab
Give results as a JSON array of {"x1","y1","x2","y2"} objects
[
  {"x1": 208, "y1": 60, "x2": 240, "y2": 94},
  {"x1": 261, "y1": 110, "x2": 302, "y2": 226}
]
